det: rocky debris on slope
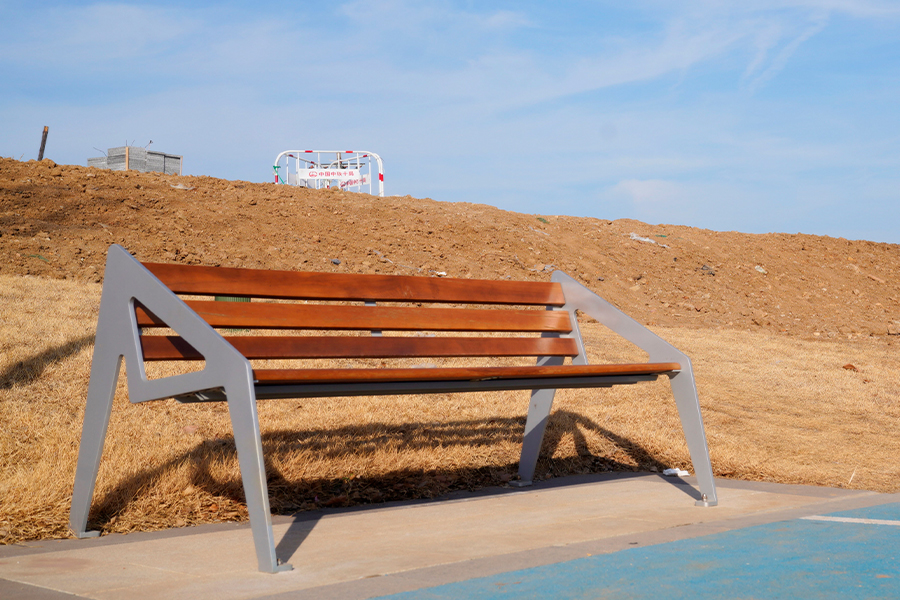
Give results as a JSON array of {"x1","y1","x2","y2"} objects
[{"x1": 2, "y1": 157, "x2": 899, "y2": 338}]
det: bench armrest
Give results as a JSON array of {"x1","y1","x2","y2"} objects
[
  {"x1": 96, "y1": 244, "x2": 253, "y2": 403},
  {"x1": 551, "y1": 270, "x2": 688, "y2": 367},
  {"x1": 552, "y1": 270, "x2": 717, "y2": 506}
]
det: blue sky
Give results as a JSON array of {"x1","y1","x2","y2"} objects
[{"x1": 2, "y1": 1, "x2": 900, "y2": 243}]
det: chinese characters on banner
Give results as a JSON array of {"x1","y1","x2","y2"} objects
[{"x1": 296, "y1": 169, "x2": 361, "y2": 181}]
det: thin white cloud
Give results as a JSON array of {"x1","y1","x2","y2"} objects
[
  {"x1": 0, "y1": 2, "x2": 855, "y2": 109},
  {"x1": 339, "y1": 0, "x2": 531, "y2": 33},
  {"x1": 611, "y1": 179, "x2": 686, "y2": 208},
  {"x1": 604, "y1": 177, "x2": 765, "y2": 230},
  {"x1": 1, "y1": 4, "x2": 193, "y2": 67},
  {"x1": 758, "y1": 0, "x2": 900, "y2": 17},
  {"x1": 668, "y1": 0, "x2": 900, "y2": 19},
  {"x1": 743, "y1": 14, "x2": 830, "y2": 92}
]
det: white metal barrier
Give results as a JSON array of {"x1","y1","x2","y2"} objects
[{"x1": 273, "y1": 150, "x2": 384, "y2": 196}]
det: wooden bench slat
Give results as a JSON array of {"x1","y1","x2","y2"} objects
[
  {"x1": 143, "y1": 263, "x2": 566, "y2": 305},
  {"x1": 140, "y1": 335, "x2": 580, "y2": 361},
  {"x1": 252, "y1": 363, "x2": 682, "y2": 385},
  {"x1": 136, "y1": 301, "x2": 572, "y2": 333}
]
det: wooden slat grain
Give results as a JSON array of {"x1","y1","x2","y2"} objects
[
  {"x1": 140, "y1": 335, "x2": 579, "y2": 360},
  {"x1": 135, "y1": 301, "x2": 572, "y2": 333},
  {"x1": 143, "y1": 263, "x2": 566, "y2": 305}
]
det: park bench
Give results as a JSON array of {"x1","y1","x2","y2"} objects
[{"x1": 70, "y1": 244, "x2": 718, "y2": 573}]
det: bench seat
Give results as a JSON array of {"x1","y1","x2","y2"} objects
[{"x1": 249, "y1": 362, "x2": 683, "y2": 385}]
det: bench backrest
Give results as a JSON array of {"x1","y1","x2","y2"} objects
[{"x1": 136, "y1": 263, "x2": 580, "y2": 363}]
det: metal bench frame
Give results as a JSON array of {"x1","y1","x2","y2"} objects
[{"x1": 70, "y1": 244, "x2": 717, "y2": 573}]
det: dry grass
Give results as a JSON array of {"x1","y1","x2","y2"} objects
[{"x1": 2, "y1": 274, "x2": 900, "y2": 545}]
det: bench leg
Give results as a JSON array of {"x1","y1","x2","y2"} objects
[
  {"x1": 225, "y1": 384, "x2": 293, "y2": 573},
  {"x1": 669, "y1": 367, "x2": 718, "y2": 507},
  {"x1": 515, "y1": 354, "x2": 565, "y2": 487},
  {"x1": 514, "y1": 386, "x2": 559, "y2": 486},
  {"x1": 69, "y1": 350, "x2": 122, "y2": 538}
]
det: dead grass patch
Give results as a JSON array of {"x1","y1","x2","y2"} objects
[{"x1": 2, "y1": 274, "x2": 899, "y2": 545}]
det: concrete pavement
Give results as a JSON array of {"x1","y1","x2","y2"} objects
[{"x1": 1, "y1": 473, "x2": 897, "y2": 599}]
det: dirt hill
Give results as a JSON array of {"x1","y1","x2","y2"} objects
[{"x1": 2, "y1": 157, "x2": 899, "y2": 339}]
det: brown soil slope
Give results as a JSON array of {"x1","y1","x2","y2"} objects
[{"x1": 2, "y1": 157, "x2": 899, "y2": 338}]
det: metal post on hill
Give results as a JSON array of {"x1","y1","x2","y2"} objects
[{"x1": 37, "y1": 126, "x2": 48, "y2": 161}]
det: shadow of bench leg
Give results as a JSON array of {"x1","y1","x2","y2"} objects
[
  {"x1": 226, "y1": 383, "x2": 293, "y2": 573},
  {"x1": 669, "y1": 366, "x2": 718, "y2": 507},
  {"x1": 69, "y1": 349, "x2": 122, "y2": 538}
]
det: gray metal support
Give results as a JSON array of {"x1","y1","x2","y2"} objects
[
  {"x1": 69, "y1": 346, "x2": 122, "y2": 538},
  {"x1": 69, "y1": 245, "x2": 292, "y2": 572},
  {"x1": 667, "y1": 363, "x2": 717, "y2": 506},
  {"x1": 515, "y1": 355, "x2": 564, "y2": 486},
  {"x1": 223, "y1": 374, "x2": 291, "y2": 572},
  {"x1": 365, "y1": 300, "x2": 382, "y2": 336},
  {"x1": 516, "y1": 304, "x2": 578, "y2": 487},
  {"x1": 551, "y1": 271, "x2": 718, "y2": 507}
]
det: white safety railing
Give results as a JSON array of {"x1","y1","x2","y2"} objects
[{"x1": 273, "y1": 150, "x2": 384, "y2": 196}]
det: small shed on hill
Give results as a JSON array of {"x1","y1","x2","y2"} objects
[{"x1": 88, "y1": 146, "x2": 182, "y2": 175}]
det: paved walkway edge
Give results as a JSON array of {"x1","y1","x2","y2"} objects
[{"x1": 266, "y1": 480, "x2": 898, "y2": 600}]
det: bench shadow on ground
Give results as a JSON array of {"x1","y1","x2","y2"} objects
[
  {"x1": 86, "y1": 409, "x2": 701, "y2": 559},
  {"x1": 0, "y1": 334, "x2": 94, "y2": 389}
]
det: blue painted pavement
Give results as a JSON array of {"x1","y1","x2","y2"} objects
[{"x1": 377, "y1": 504, "x2": 900, "y2": 599}]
